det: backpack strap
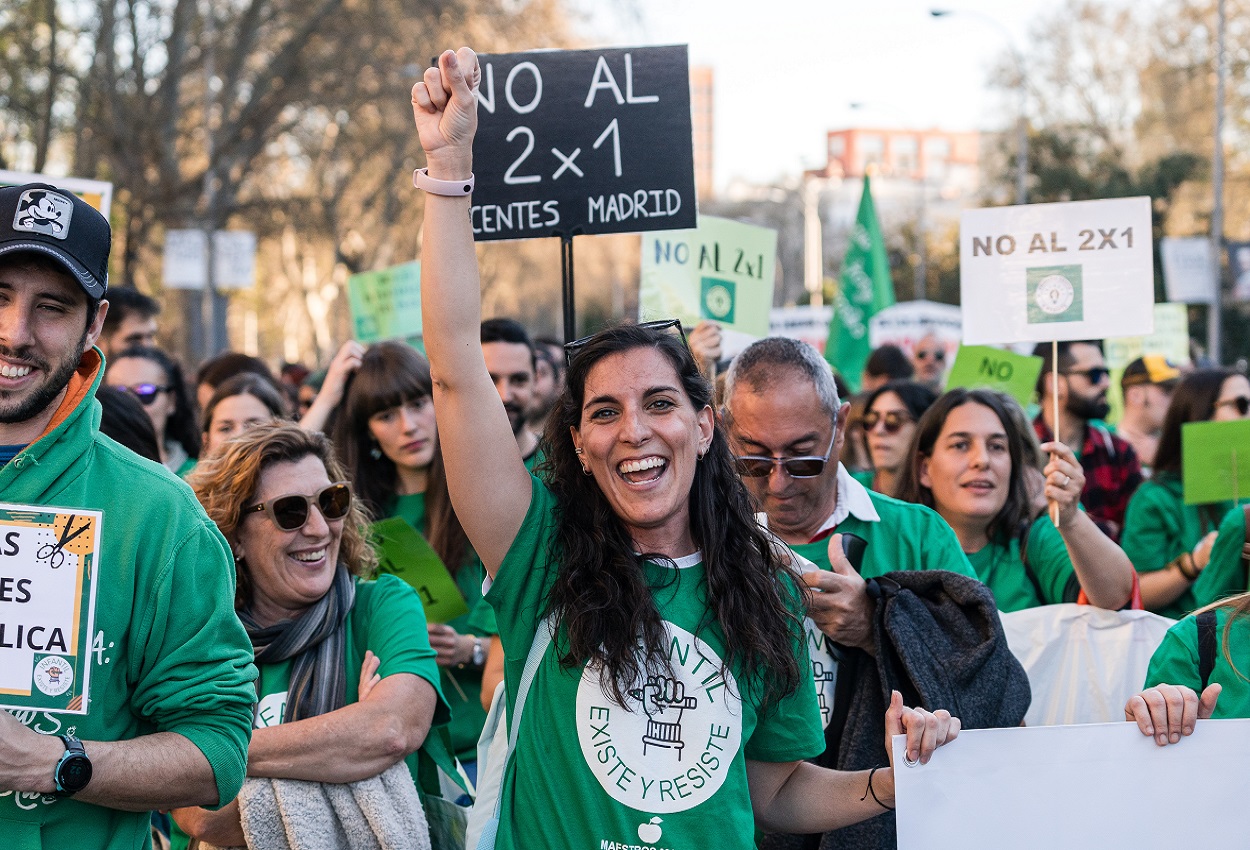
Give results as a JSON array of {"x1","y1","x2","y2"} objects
[
  {"x1": 493, "y1": 614, "x2": 555, "y2": 819},
  {"x1": 1196, "y1": 608, "x2": 1218, "y2": 691}
]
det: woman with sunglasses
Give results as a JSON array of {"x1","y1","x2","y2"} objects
[
  {"x1": 200, "y1": 372, "x2": 289, "y2": 457},
  {"x1": 105, "y1": 345, "x2": 201, "y2": 476},
  {"x1": 334, "y1": 340, "x2": 497, "y2": 778},
  {"x1": 409, "y1": 48, "x2": 959, "y2": 849},
  {"x1": 171, "y1": 422, "x2": 446, "y2": 849},
  {"x1": 897, "y1": 388, "x2": 1136, "y2": 613},
  {"x1": 1121, "y1": 368, "x2": 1250, "y2": 618},
  {"x1": 859, "y1": 380, "x2": 937, "y2": 497}
]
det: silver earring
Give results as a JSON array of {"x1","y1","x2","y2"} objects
[
  {"x1": 581, "y1": 464, "x2": 592, "y2": 475},
  {"x1": 369, "y1": 441, "x2": 382, "y2": 460},
  {"x1": 575, "y1": 447, "x2": 584, "y2": 455}
]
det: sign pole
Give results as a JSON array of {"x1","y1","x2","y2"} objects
[
  {"x1": 561, "y1": 233, "x2": 576, "y2": 343},
  {"x1": 1051, "y1": 339, "x2": 1061, "y2": 529}
]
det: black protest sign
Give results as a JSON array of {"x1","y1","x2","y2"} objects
[{"x1": 470, "y1": 46, "x2": 697, "y2": 241}]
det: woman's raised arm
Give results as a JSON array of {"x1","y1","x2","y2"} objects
[{"x1": 412, "y1": 48, "x2": 532, "y2": 574}]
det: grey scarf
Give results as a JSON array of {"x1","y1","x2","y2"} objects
[{"x1": 239, "y1": 564, "x2": 356, "y2": 723}]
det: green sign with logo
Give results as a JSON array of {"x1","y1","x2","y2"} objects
[{"x1": 1027, "y1": 264, "x2": 1084, "y2": 324}]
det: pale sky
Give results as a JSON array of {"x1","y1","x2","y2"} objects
[{"x1": 579, "y1": 0, "x2": 1060, "y2": 191}]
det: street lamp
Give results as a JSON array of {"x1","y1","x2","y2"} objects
[{"x1": 930, "y1": 8, "x2": 1028, "y2": 206}]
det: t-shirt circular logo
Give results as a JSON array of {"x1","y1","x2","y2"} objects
[
  {"x1": 1034, "y1": 274, "x2": 1075, "y2": 315},
  {"x1": 805, "y1": 618, "x2": 839, "y2": 729},
  {"x1": 34, "y1": 655, "x2": 73, "y2": 696},
  {"x1": 576, "y1": 622, "x2": 742, "y2": 814}
]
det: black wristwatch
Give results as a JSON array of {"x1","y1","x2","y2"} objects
[{"x1": 53, "y1": 733, "x2": 92, "y2": 797}]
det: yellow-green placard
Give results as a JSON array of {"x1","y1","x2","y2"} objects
[
  {"x1": 0, "y1": 504, "x2": 102, "y2": 714},
  {"x1": 1182, "y1": 420, "x2": 1250, "y2": 505},
  {"x1": 639, "y1": 215, "x2": 777, "y2": 337},
  {"x1": 348, "y1": 262, "x2": 422, "y2": 344},
  {"x1": 369, "y1": 518, "x2": 468, "y2": 623},
  {"x1": 1104, "y1": 303, "x2": 1191, "y2": 426},
  {"x1": 945, "y1": 345, "x2": 1044, "y2": 408}
]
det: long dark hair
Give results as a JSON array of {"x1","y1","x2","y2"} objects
[
  {"x1": 897, "y1": 388, "x2": 1038, "y2": 544},
  {"x1": 333, "y1": 341, "x2": 469, "y2": 572},
  {"x1": 539, "y1": 323, "x2": 803, "y2": 707},
  {"x1": 1153, "y1": 368, "x2": 1238, "y2": 476},
  {"x1": 110, "y1": 345, "x2": 202, "y2": 458}
]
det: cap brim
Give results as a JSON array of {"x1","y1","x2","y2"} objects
[{"x1": 0, "y1": 240, "x2": 106, "y2": 299}]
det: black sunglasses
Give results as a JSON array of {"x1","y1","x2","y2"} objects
[
  {"x1": 116, "y1": 383, "x2": 172, "y2": 407},
  {"x1": 736, "y1": 433, "x2": 836, "y2": 479},
  {"x1": 242, "y1": 482, "x2": 352, "y2": 531},
  {"x1": 915, "y1": 349, "x2": 945, "y2": 363},
  {"x1": 1214, "y1": 395, "x2": 1250, "y2": 417},
  {"x1": 563, "y1": 319, "x2": 689, "y2": 365},
  {"x1": 1064, "y1": 367, "x2": 1110, "y2": 384},
  {"x1": 862, "y1": 409, "x2": 913, "y2": 434}
]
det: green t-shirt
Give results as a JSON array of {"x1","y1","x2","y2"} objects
[
  {"x1": 1193, "y1": 504, "x2": 1250, "y2": 607},
  {"x1": 390, "y1": 492, "x2": 496, "y2": 761},
  {"x1": 171, "y1": 575, "x2": 448, "y2": 850},
  {"x1": 849, "y1": 468, "x2": 875, "y2": 490},
  {"x1": 486, "y1": 478, "x2": 824, "y2": 850},
  {"x1": 964, "y1": 516, "x2": 1080, "y2": 613},
  {"x1": 1145, "y1": 607, "x2": 1250, "y2": 719},
  {"x1": 788, "y1": 490, "x2": 978, "y2": 728},
  {"x1": 1122, "y1": 474, "x2": 1232, "y2": 619}
]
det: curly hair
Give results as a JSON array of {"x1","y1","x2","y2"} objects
[
  {"x1": 538, "y1": 323, "x2": 804, "y2": 708},
  {"x1": 897, "y1": 387, "x2": 1039, "y2": 544},
  {"x1": 332, "y1": 341, "x2": 469, "y2": 572},
  {"x1": 188, "y1": 421, "x2": 376, "y2": 610}
]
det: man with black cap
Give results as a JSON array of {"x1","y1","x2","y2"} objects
[
  {"x1": 1117, "y1": 355, "x2": 1181, "y2": 475},
  {"x1": 0, "y1": 183, "x2": 256, "y2": 847}
]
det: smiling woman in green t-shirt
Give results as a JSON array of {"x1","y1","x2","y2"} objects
[
  {"x1": 898, "y1": 388, "x2": 1136, "y2": 613},
  {"x1": 409, "y1": 48, "x2": 961, "y2": 850},
  {"x1": 334, "y1": 340, "x2": 497, "y2": 771}
]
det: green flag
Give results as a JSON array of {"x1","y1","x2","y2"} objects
[{"x1": 826, "y1": 175, "x2": 894, "y2": 392}]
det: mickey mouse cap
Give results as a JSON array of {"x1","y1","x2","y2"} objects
[{"x1": 0, "y1": 183, "x2": 110, "y2": 299}]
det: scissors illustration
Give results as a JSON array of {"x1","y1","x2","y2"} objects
[{"x1": 36, "y1": 516, "x2": 90, "y2": 569}]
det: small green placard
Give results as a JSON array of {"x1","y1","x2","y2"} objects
[
  {"x1": 700, "y1": 276, "x2": 736, "y2": 323},
  {"x1": 1026, "y1": 264, "x2": 1084, "y2": 324},
  {"x1": 1182, "y1": 420, "x2": 1250, "y2": 505},
  {"x1": 369, "y1": 517, "x2": 468, "y2": 623},
  {"x1": 945, "y1": 345, "x2": 1044, "y2": 408},
  {"x1": 347, "y1": 261, "x2": 422, "y2": 344}
]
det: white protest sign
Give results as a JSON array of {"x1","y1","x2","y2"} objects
[
  {"x1": 0, "y1": 169, "x2": 113, "y2": 219},
  {"x1": 869, "y1": 299, "x2": 962, "y2": 357},
  {"x1": 770, "y1": 305, "x2": 833, "y2": 354},
  {"x1": 0, "y1": 505, "x2": 102, "y2": 714},
  {"x1": 960, "y1": 197, "x2": 1154, "y2": 345},
  {"x1": 894, "y1": 720, "x2": 1248, "y2": 849},
  {"x1": 1160, "y1": 237, "x2": 1216, "y2": 304}
]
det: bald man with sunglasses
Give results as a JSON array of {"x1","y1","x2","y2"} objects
[{"x1": 725, "y1": 337, "x2": 1022, "y2": 850}]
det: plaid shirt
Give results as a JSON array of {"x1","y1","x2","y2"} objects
[{"x1": 1033, "y1": 416, "x2": 1143, "y2": 544}]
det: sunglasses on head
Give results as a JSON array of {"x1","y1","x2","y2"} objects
[
  {"x1": 915, "y1": 349, "x2": 945, "y2": 363},
  {"x1": 1064, "y1": 367, "x2": 1110, "y2": 384},
  {"x1": 116, "y1": 383, "x2": 171, "y2": 406},
  {"x1": 242, "y1": 482, "x2": 352, "y2": 531},
  {"x1": 1215, "y1": 396, "x2": 1250, "y2": 417},
  {"x1": 563, "y1": 319, "x2": 689, "y2": 366},
  {"x1": 861, "y1": 409, "x2": 913, "y2": 434},
  {"x1": 736, "y1": 433, "x2": 836, "y2": 479}
]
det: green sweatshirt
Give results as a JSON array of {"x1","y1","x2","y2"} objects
[{"x1": 0, "y1": 350, "x2": 257, "y2": 850}]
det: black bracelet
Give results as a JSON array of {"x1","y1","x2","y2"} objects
[{"x1": 860, "y1": 766, "x2": 894, "y2": 811}]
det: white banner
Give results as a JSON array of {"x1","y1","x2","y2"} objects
[
  {"x1": 894, "y1": 720, "x2": 1248, "y2": 849},
  {"x1": 960, "y1": 197, "x2": 1154, "y2": 345},
  {"x1": 1160, "y1": 237, "x2": 1217, "y2": 304}
]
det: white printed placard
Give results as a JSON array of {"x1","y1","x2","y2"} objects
[
  {"x1": 960, "y1": 197, "x2": 1154, "y2": 345},
  {"x1": 0, "y1": 504, "x2": 102, "y2": 714},
  {"x1": 894, "y1": 720, "x2": 1248, "y2": 849}
]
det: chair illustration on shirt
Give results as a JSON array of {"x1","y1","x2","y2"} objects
[
  {"x1": 630, "y1": 675, "x2": 698, "y2": 760},
  {"x1": 812, "y1": 660, "x2": 837, "y2": 726}
]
